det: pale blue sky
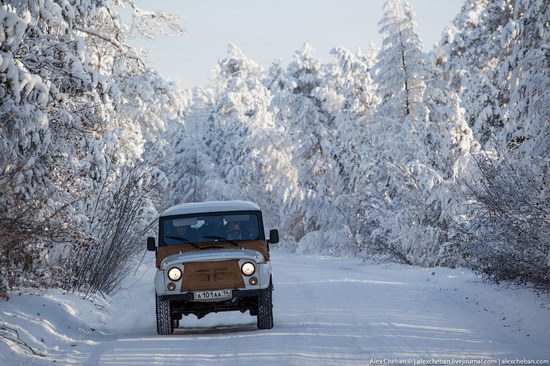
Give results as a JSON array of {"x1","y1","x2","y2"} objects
[{"x1": 134, "y1": 0, "x2": 464, "y2": 89}]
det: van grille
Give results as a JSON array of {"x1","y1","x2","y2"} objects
[{"x1": 181, "y1": 260, "x2": 244, "y2": 291}]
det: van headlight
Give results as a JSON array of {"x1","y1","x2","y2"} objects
[
  {"x1": 241, "y1": 262, "x2": 255, "y2": 276},
  {"x1": 167, "y1": 267, "x2": 182, "y2": 281}
]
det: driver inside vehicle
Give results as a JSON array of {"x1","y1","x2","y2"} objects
[
  {"x1": 226, "y1": 220, "x2": 243, "y2": 240},
  {"x1": 174, "y1": 224, "x2": 192, "y2": 239}
]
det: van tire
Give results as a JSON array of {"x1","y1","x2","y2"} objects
[
  {"x1": 156, "y1": 294, "x2": 174, "y2": 335},
  {"x1": 257, "y1": 283, "x2": 273, "y2": 329}
]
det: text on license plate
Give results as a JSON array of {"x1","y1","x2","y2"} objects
[{"x1": 193, "y1": 289, "x2": 232, "y2": 301}]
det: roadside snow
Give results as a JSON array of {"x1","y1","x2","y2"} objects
[{"x1": 1, "y1": 249, "x2": 549, "y2": 365}]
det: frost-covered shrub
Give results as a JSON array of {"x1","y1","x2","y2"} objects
[
  {"x1": 463, "y1": 155, "x2": 550, "y2": 288},
  {"x1": 55, "y1": 163, "x2": 166, "y2": 296}
]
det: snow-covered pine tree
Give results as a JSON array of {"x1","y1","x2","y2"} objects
[
  {"x1": 362, "y1": 0, "x2": 477, "y2": 266},
  {"x1": 166, "y1": 45, "x2": 299, "y2": 234},
  {"x1": 362, "y1": 0, "x2": 431, "y2": 264},
  {"x1": 500, "y1": 0, "x2": 549, "y2": 159},
  {"x1": 321, "y1": 47, "x2": 378, "y2": 195},
  {"x1": 164, "y1": 87, "x2": 216, "y2": 205},
  {"x1": 437, "y1": 0, "x2": 513, "y2": 148},
  {"x1": 376, "y1": 0, "x2": 427, "y2": 123},
  {"x1": 313, "y1": 46, "x2": 380, "y2": 254},
  {"x1": 217, "y1": 45, "x2": 303, "y2": 232},
  {"x1": 263, "y1": 60, "x2": 307, "y2": 242},
  {"x1": 267, "y1": 44, "x2": 342, "y2": 247}
]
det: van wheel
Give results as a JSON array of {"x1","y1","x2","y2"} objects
[
  {"x1": 156, "y1": 294, "x2": 174, "y2": 335},
  {"x1": 257, "y1": 283, "x2": 273, "y2": 329}
]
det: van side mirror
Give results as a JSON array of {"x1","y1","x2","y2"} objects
[
  {"x1": 267, "y1": 229, "x2": 279, "y2": 244},
  {"x1": 147, "y1": 237, "x2": 156, "y2": 251}
]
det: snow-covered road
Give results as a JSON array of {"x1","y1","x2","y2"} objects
[{"x1": 2, "y1": 250, "x2": 549, "y2": 365}]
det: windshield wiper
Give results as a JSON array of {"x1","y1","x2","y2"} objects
[
  {"x1": 165, "y1": 235, "x2": 200, "y2": 249},
  {"x1": 199, "y1": 245, "x2": 224, "y2": 250},
  {"x1": 203, "y1": 235, "x2": 240, "y2": 247}
]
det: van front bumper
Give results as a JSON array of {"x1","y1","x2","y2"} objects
[{"x1": 158, "y1": 288, "x2": 266, "y2": 302}]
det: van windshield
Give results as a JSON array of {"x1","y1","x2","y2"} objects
[{"x1": 160, "y1": 212, "x2": 263, "y2": 246}]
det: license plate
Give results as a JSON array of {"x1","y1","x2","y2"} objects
[{"x1": 193, "y1": 289, "x2": 232, "y2": 301}]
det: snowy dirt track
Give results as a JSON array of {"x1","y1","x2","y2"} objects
[{"x1": 2, "y1": 250, "x2": 549, "y2": 365}]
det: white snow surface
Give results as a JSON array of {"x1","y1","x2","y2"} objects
[{"x1": 1, "y1": 249, "x2": 549, "y2": 365}]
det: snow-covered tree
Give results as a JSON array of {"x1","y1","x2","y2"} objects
[
  {"x1": 164, "y1": 88, "x2": 215, "y2": 205},
  {"x1": 375, "y1": 0, "x2": 427, "y2": 122},
  {"x1": 307, "y1": 46, "x2": 380, "y2": 253},
  {"x1": 444, "y1": 0, "x2": 550, "y2": 286},
  {"x1": 267, "y1": 44, "x2": 340, "y2": 241},
  {"x1": 0, "y1": 0, "x2": 184, "y2": 297},
  {"x1": 500, "y1": 0, "x2": 549, "y2": 159},
  {"x1": 437, "y1": 0, "x2": 513, "y2": 148},
  {"x1": 0, "y1": 4, "x2": 52, "y2": 296},
  {"x1": 321, "y1": 47, "x2": 378, "y2": 194},
  {"x1": 358, "y1": 0, "x2": 478, "y2": 266},
  {"x1": 166, "y1": 45, "x2": 300, "y2": 234}
]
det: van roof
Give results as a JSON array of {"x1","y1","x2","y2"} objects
[{"x1": 160, "y1": 200, "x2": 261, "y2": 217}]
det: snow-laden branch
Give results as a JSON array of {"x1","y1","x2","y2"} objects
[{"x1": 0, "y1": 320, "x2": 46, "y2": 358}]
